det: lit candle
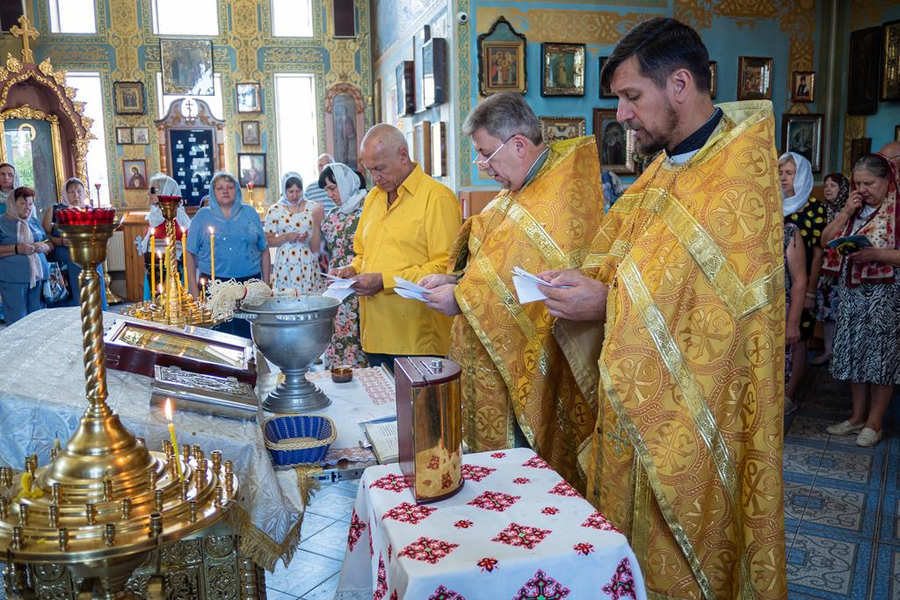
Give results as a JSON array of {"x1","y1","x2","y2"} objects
[
  {"x1": 157, "y1": 251, "x2": 163, "y2": 298},
  {"x1": 208, "y1": 227, "x2": 216, "y2": 282},
  {"x1": 149, "y1": 232, "x2": 156, "y2": 294},
  {"x1": 164, "y1": 399, "x2": 183, "y2": 481},
  {"x1": 200, "y1": 277, "x2": 207, "y2": 300}
]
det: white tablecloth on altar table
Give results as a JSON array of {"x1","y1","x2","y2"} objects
[{"x1": 336, "y1": 448, "x2": 646, "y2": 600}]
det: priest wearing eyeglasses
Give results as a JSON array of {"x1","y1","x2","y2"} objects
[{"x1": 419, "y1": 92, "x2": 603, "y2": 488}]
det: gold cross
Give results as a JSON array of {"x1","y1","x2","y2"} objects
[{"x1": 10, "y1": 16, "x2": 39, "y2": 64}]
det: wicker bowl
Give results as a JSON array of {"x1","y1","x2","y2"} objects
[{"x1": 263, "y1": 415, "x2": 337, "y2": 467}]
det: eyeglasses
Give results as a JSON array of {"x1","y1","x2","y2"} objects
[{"x1": 472, "y1": 136, "x2": 516, "y2": 168}]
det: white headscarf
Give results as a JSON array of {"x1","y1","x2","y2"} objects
[
  {"x1": 327, "y1": 163, "x2": 366, "y2": 215},
  {"x1": 143, "y1": 173, "x2": 191, "y2": 252},
  {"x1": 279, "y1": 172, "x2": 304, "y2": 205},
  {"x1": 0, "y1": 166, "x2": 22, "y2": 208},
  {"x1": 780, "y1": 152, "x2": 814, "y2": 217},
  {"x1": 5, "y1": 190, "x2": 42, "y2": 289}
]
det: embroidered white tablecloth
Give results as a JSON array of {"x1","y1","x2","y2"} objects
[{"x1": 337, "y1": 447, "x2": 646, "y2": 599}]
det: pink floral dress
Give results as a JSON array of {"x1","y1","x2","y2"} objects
[
  {"x1": 321, "y1": 204, "x2": 367, "y2": 367},
  {"x1": 264, "y1": 201, "x2": 324, "y2": 294}
]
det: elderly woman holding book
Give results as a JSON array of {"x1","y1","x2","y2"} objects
[{"x1": 821, "y1": 153, "x2": 900, "y2": 446}]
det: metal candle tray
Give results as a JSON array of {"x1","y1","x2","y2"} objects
[{"x1": 151, "y1": 365, "x2": 259, "y2": 420}]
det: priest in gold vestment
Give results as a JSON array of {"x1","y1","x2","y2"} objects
[
  {"x1": 541, "y1": 19, "x2": 787, "y2": 599},
  {"x1": 420, "y1": 93, "x2": 602, "y2": 485}
]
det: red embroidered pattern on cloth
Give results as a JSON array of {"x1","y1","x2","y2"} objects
[
  {"x1": 369, "y1": 473, "x2": 409, "y2": 492},
  {"x1": 491, "y1": 522, "x2": 552, "y2": 550},
  {"x1": 521, "y1": 455, "x2": 551, "y2": 469},
  {"x1": 573, "y1": 542, "x2": 594, "y2": 556},
  {"x1": 490, "y1": 452, "x2": 506, "y2": 458},
  {"x1": 468, "y1": 490, "x2": 521, "y2": 512},
  {"x1": 477, "y1": 557, "x2": 499, "y2": 572},
  {"x1": 428, "y1": 585, "x2": 467, "y2": 600},
  {"x1": 461, "y1": 464, "x2": 496, "y2": 482},
  {"x1": 454, "y1": 520, "x2": 474, "y2": 529},
  {"x1": 347, "y1": 509, "x2": 367, "y2": 551},
  {"x1": 398, "y1": 537, "x2": 459, "y2": 564},
  {"x1": 581, "y1": 510, "x2": 619, "y2": 532},
  {"x1": 541, "y1": 507, "x2": 560, "y2": 515},
  {"x1": 389, "y1": 592, "x2": 398, "y2": 600},
  {"x1": 374, "y1": 553, "x2": 388, "y2": 600},
  {"x1": 513, "y1": 477, "x2": 530, "y2": 484},
  {"x1": 548, "y1": 480, "x2": 581, "y2": 497},
  {"x1": 513, "y1": 569, "x2": 571, "y2": 600},
  {"x1": 368, "y1": 520, "x2": 374, "y2": 557},
  {"x1": 382, "y1": 501, "x2": 438, "y2": 525},
  {"x1": 602, "y1": 557, "x2": 637, "y2": 599}
]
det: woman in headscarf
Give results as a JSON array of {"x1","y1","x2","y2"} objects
[
  {"x1": 140, "y1": 173, "x2": 191, "y2": 301},
  {"x1": 319, "y1": 163, "x2": 367, "y2": 367},
  {"x1": 41, "y1": 178, "x2": 108, "y2": 309},
  {"x1": 0, "y1": 163, "x2": 19, "y2": 211},
  {"x1": 811, "y1": 172, "x2": 851, "y2": 365},
  {"x1": 780, "y1": 151, "x2": 826, "y2": 415},
  {"x1": 264, "y1": 171, "x2": 324, "y2": 294},
  {"x1": 185, "y1": 172, "x2": 269, "y2": 339},
  {"x1": 0, "y1": 187, "x2": 51, "y2": 324},
  {"x1": 821, "y1": 153, "x2": 900, "y2": 446}
]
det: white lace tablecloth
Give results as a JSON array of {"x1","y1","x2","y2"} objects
[
  {"x1": 336, "y1": 448, "x2": 646, "y2": 600},
  {"x1": 0, "y1": 308, "x2": 301, "y2": 570}
]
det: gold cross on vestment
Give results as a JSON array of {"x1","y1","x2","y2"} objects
[{"x1": 10, "y1": 16, "x2": 39, "y2": 64}]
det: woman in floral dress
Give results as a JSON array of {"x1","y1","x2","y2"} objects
[
  {"x1": 264, "y1": 171, "x2": 325, "y2": 294},
  {"x1": 320, "y1": 162, "x2": 367, "y2": 367}
]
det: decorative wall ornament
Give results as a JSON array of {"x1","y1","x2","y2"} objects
[
  {"x1": 790, "y1": 70, "x2": 815, "y2": 103},
  {"x1": 593, "y1": 109, "x2": 634, "y2": 175},
  {"x1": 540, "y1": 116, "x2": 585, "y2": 143},
  {"x1": 849, "y1": 137, "x2": 872, "y2": 170},
  {"x1": 414, "y1": 120, "x2": 432, "y2": 175},
  {"x1": 882, "y1": 19, "x2": 900, "y2": 101},
  {"x1": 396, "y1": 61, "x2": 414, "y2": 116},
  {"x1": 477, "y1": 16, "x2": 526, "y2": 96},
  {"x1": 598, "y1": 57, "x2": 616, "y2": 99},
  {"x1": 848, "y1": 27, "x2": 881, "y2": 115},
  {"x1": 123, "y1": 158, "x2": 147, "y2": 189},
  {"x1": 541, "y1": 43, "x2": 585, "y2": 97},
  {"x1": 236, "y1": 82, "x2": 262, "y2": 113},
  {"x1": 238, "y1": 153, "x2": 267, "y2": 187},
  {"x1": 114, "y1": 81, "x2": 145, "y2": 115},
  {"x1": 431, "y1": 121, "x2": 446, "y2": 178},
  {"x1": 422, "y1": 37, "x2": 447, "y2": 108},
  {"x1": 737, "y1": 56, "x2": 772, "y2": 100},
  {"x1": 782, "y1": 113, "x2": 823, "y2": 173},
  {"x1": 325, "y1": 83, "x2": 366, "y2": 170},
  {"x1": 160, "y1": 39, "x2": 214, "y2": 96}
]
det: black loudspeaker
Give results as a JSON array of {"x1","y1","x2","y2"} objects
[{"x1": 332, "y1": 0, "x2": 356, "y2": 38}]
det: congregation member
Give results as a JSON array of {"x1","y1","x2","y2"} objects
[
  {"x1": 264, "y1": 171, "x2": 324, "y2": 294},
  {"x1": 419, "y1": 92, "x2": 603, "y2": 485},
  {"x1": 304, "y1": 153, "x2": 336, "y2": 213},
  {"x1": 822, "y1": 153, "x2": 900, "y2": 447},
  {"x1": 332, "y1": 124, "x2": 461, "y2": 370},
  {"x1": 186, "y1": 172, "x2": 269, "y2": 339},
  {"x1": 320, "y1": 162, "x2": 368, "y2": 367},
  {"x1": 0, "y1": 187, "x2": 51, "y2": 325},
  {"x1": 43, "y1": 178, "x2": 109, "y2": 309},
  {"x1": 0, "y1": 163, "x2": 17, "y2": 210},
  {"x1": 812, "y1": 172, "x2": 850, "y2": 365},
  {"x1": 140, "y1": 173, "x2": 190, "y2": 301},
  {"x1": 536, "y1": 18, "x2": 786, "y2": 598},
  {"x1": 780, "y1": 151, "x2": 826, "y2": 414},
  {"x1": 880, "y1": 140, "x2": 900, "y2": 172},
  {"x1": 784, "y1": 221, "x2": 807, "y2": 400}
]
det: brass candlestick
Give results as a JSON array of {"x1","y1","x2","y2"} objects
[
  {"x1": 122, "y1": 196, "x2": 214, "y2": 327},
  {"x1": 0, "y1": 215, "x2": 239, "y2": 599}
]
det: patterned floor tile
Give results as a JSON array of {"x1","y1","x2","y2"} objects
[
  {"x1": 878, "y1": 494, "x2": 900, "y2": 544},
  {"x1": 783, "y1": 443, "x2": 824, "y2": 480},
  {"x1": 872, "y1": 543, "x2": 900, "y2": 600},
  {"x1": 300, "y1": 519, "x2": 352, "y2": 561},
  {"x1": 266, "y1": 589, "x2": 301, "y2": 600},
  {"x1": 814, "y1": 447, "x2": 877, "y2": 488},
  {"x1": 797, "y1": 484, "x2": 873, "y2": 536},
  {"x1": 301, "y1": 511, "x2": 338, "y2": 540},
  {"x1": 302, "y1": 573, "x2": 340, "y2": 600},
  {"x1": 784, "y1": 481, "x2": 812, "y2": 524},
  {"x1": 786, "y1": 530, "x2": 870, "y2": 599},
  {"x1": 787, "y1": 414, "x2": 853, "y2": 446},
  {"x1": 267, "y1": 549, "x2": 342, "y2": 597},
  {"x1": 306, "y1": 485, "x2": 358, "y2": 520}
]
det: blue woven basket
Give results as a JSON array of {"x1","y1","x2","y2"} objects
[{"x1": 263, "y1": 415, "x2": 337, "y2": 467}]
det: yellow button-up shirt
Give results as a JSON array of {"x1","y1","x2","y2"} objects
[{"x1": 350, "y1": 164, "x2": 462, "y2": 355}]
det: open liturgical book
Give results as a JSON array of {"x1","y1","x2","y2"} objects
[
  {"x1": 827, "y1": 234, "x2": 872, "y2": 256},
  {"x1": 365, "y1": 420, "x2": 399, "y2": 464}
]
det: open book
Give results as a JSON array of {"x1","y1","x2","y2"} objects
[
  {"x1": 827, "y1": 234, "x2": 872, "y2": 256},
  {"x1": 364, "y1": 420, "x2": 399, "y2": 464}
]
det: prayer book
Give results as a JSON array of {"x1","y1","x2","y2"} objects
[
  {"x1": 827, "y1": 235, "x2": 872, "y2": 256},
  {"x1": 365, "y1": 420, "x2": 399, "y2": 464}
]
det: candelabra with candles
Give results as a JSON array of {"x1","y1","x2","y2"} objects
[
  {"x1": 0, "y1": 207, "x2": 239, "y2": 599},
  {"x1": 122, "y1": 195, "x2": 214, "y2": 327},
  {"x1": 91, "y1": 182, "x2": 123, "y2": 305}
]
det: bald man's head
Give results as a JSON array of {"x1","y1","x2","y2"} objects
[
  {"x1": 317, "y1": 153, "x2": 335, "y2": 173},
  {"x1": 359, "y1": 124, "x2": 413, "y2": 194},
  {"x1": 879, "y1": 141, "x2": 900, "y2": 172}
]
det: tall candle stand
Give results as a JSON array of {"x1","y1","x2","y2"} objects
[
  {"x1": 0, "y1": 208, "x2": 238, "y2": 599},
  {"x1": 122, "y1": 196, "x2": 214, "y2": 327},
  {"x1": 92, "y1": 183, "x2": 123, "y2": 305}
]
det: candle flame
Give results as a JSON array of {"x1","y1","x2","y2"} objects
[
  {"x1": 208, "y1": 226, "x2": 214, "y2": 234},
  {"x1": 164, "y1": 398, "x2": 173, "y2": 422}
]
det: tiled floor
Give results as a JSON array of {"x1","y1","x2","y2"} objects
[{"x1": 267, "y1": 361, "x2": 900, "y2": 599}]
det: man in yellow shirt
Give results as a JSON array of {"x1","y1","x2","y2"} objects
[
  {"x1": 419, "y1": 93, "x2": 603, "y2": 486},
  {"x1": 333, "y1": 124, "x2": 461, "y2": 369}
]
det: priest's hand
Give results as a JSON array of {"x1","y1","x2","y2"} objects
[
  {"x1": 418, "y1": 274, "x2": 457, "y2": 289},
  {"x1": 352, "y1": 272, "x2": 383, "y2": 296},
  {"x1": 537, "y1": 269, "x2": 609, "y2": 321},
  {"x1": 423, "y1": 283, "x2": 461, "y2": 316},
  {"x1": 332, "y1": 265, "x2": 357, "y2": 279}
]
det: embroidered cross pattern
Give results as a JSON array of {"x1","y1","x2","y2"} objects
[
  {"x1": 573, "y1": 542, "x2": 595, "y2": 556},
  {"x1": 581, "y1": 510, "x2": 619, "y2": 532},
  {"x1": 382, "y1": 501, "x2": 438, "y2": 525},
  {"x1": 454, "y1": 519, "x2": 474, "y2": 529},
  {"x1": 397, "y1": 537, "x2": 459, "y2": 565},
  {"x1": 369, "y1": 473, "x2": 409, "y2": 492},
  {"x1": 461, "y1": 464, "x2": 496, "y2": 482},
  {"x1": 491, "y1": 452, "x2": 506, "y2": 458},
  {"x1": 603, "y1": 557, "x2": 637, "y2": 599},
  {"x1": 541, "y1": 507, "x2": 560, "y2": 515},
  {"x1": 374, "y1": 553, "x2": 388, "y2": 600},
  {"x1": 513, "y1": 477, "x2": 531, "y2": 485},
  {"x1": 477, "y1": 557, "x2": 499, "y2": 572},
  {"x1": 512, "y1": 569, "x2": 570, "y2": 600},
  {"x1": 428, "y1": 585, "x2": 466, "y2": 600},
  {"x1": 468, "y1": 490, "x2": 521, "y2": 512},
  {"x1": 522, "y1": 455, "x2": 551, "y2": 469},
  {"x1": 347, "y1": 509, "x2": 367, "y2": 551},
  {"x1": 548, "y1": 480, "x2": 581, "y2": 497},
  {"x1": 492, "y1": 522, "x2": 552, "y2": 550}
]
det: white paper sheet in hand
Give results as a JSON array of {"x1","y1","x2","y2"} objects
[
  {"x1": 393, "y1": 277, "x2": 430, "y2": 302},
  {"x1": 323, "y1": 280, "x2": 356, "y2": 301},
  {"x1": 510, "y1": 267, "x2": 571, "y2": 304}
]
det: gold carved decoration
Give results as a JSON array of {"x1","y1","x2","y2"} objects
[
  {"x1": 0, "y1": 104, "x2": 66, "y2": 198},
  {"x1": 9, "y1": 15, "x2": 39, "y2": 64},
  {"x1": 6, "y1": 54, "x2": 22, "y2": 73},
  {"x1": 843, "y1": 115, "x2": 866, "y2": 174},
  {"x1": 475, "y1": 7, "x2": 657, "y2": 45}
]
